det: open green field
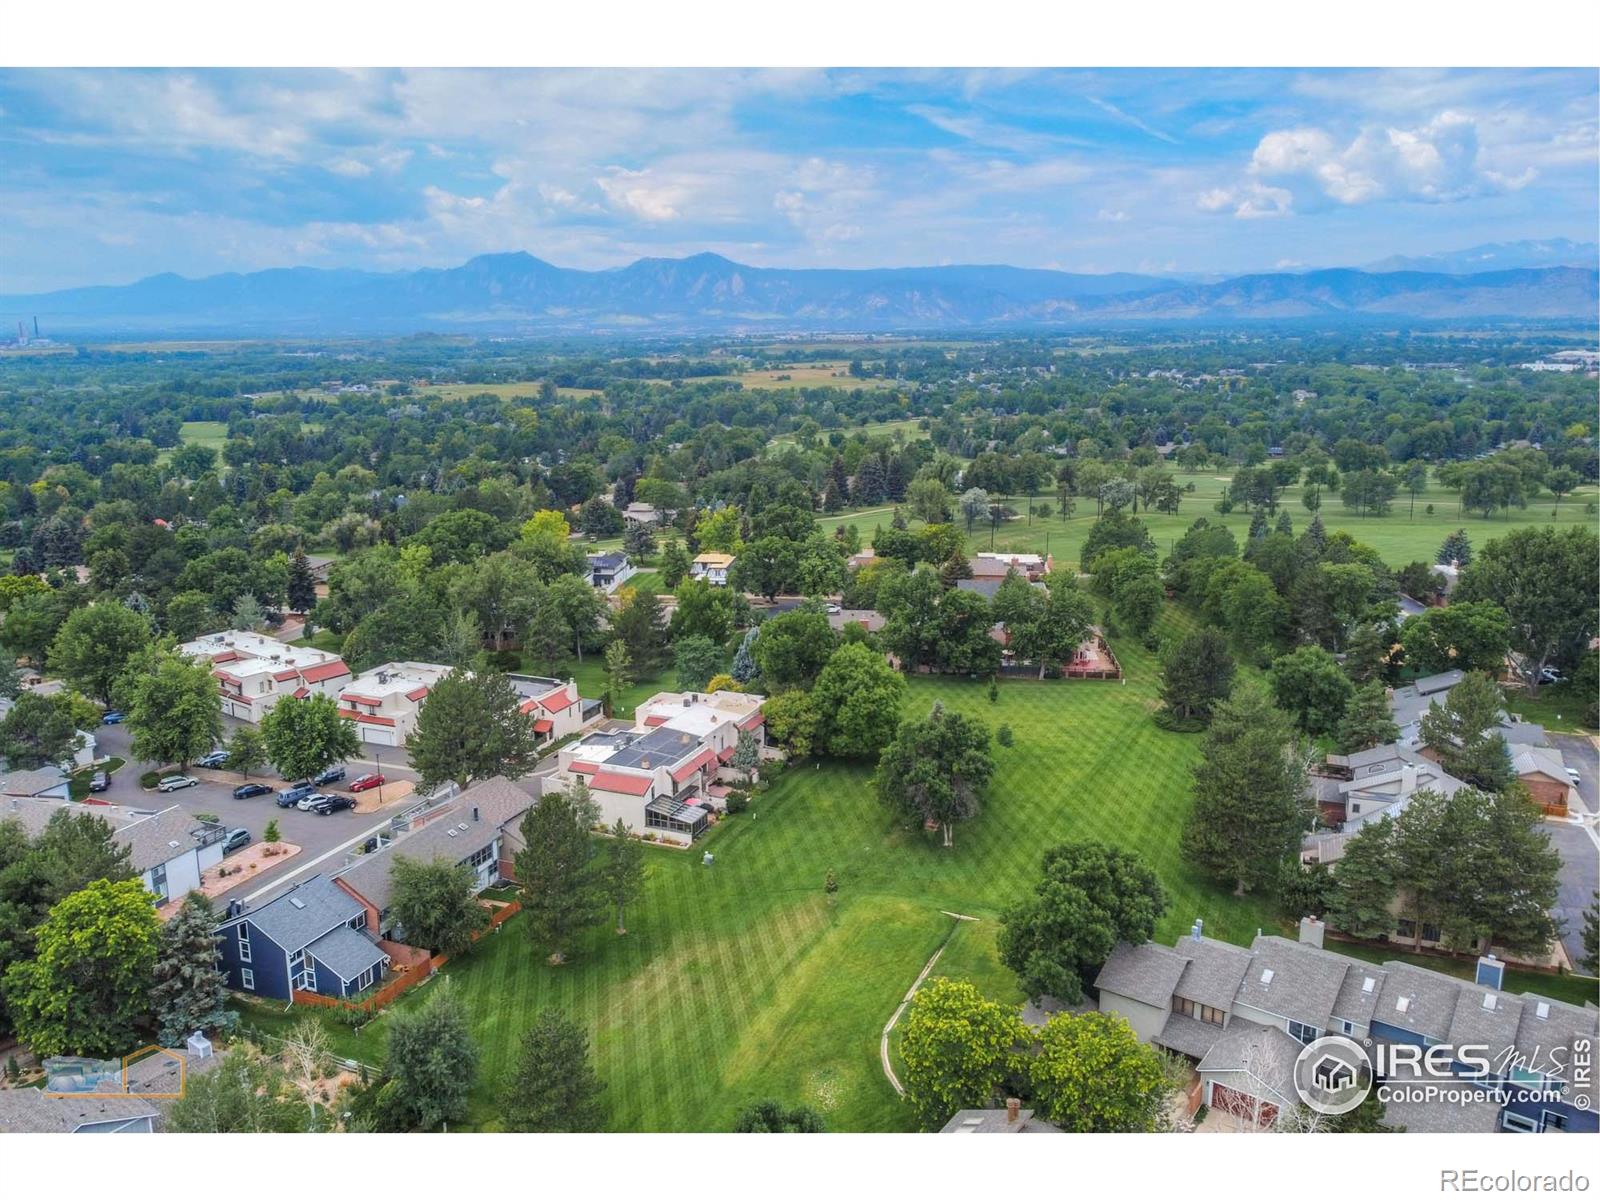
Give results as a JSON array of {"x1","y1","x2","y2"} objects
[
  {"x1": 725, "y1": 362, "x2": 899, "y2": 392},
  {"x1": 768, "y1": 416, "x2": 923, "y2": 452},
  {"x1": 178, "y1": 419, "x2": 230, "y2": 448},
  {"x1": 817, "y1": 470, "x2": 1600, "y2": 571},
  {"x1": 419, "y1": 382, "x2": 601, "y2": 401},
  {"x1": 379, "y1": 606, "x2": 1291, "y2": 1131}
]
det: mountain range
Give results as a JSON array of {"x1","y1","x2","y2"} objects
[{"x1": 3, "y1": 249, "x2": 1596, "y2": 337}]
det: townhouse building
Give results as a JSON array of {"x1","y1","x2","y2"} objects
[{"x1": 178, "y1": 630, "x2": 350, "y2": 724}]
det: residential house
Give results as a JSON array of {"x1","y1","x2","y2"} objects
[
  {"x1": 539, "y1": 690, "x2": 769, "y2": 844},
  {"x1": 0, "y1": 1088, "x2": 160, "y2": 1133},
  {"x1": 969, "y1": 551, "x2": 1052, "y2": 581},
  {"x1": 1510, "y1": 745, "x2": 1572, "y2": 817},
  {"x1": 0, "y1": 766, "x2": 70, "y2": 801},
  {"x1": 846, "y1": 548, "x2": 877, "y2": 571},
  {"x1": 509, "y1": 674, "x2": 600, "y2": 746},
  {"x1": 178, "y1": 630, "x2": 351, "y2": 724},
  {"x1": 1096, "y1": 918, "x2": 1598, "y2": 1133},
  {"x1": 334, "y1": 777, "x2": 534, "y2": 942},
  {"x1": 1314, "y1": 742, "x2": 1470, "y2": 832},
  {"x1": 337, "y1": 661, "x2": 452, "y2": 747},
  {"x1": 0, "y1": 795, "x2": 224, "y2": 905},
  {"x1": 586, "y1": 551, "x2": 636, "y2": 593},
  {"x1": 1389, "y1": 670, "x2": 1552, "y2": 753},
  {"x1": 827, "y1": 608, "x2": 886, "y2": 635},
  {"x1": 689, "y1": 551, "x2": 736, "y2": 586},
  {"x1": 213, "y1": 875, "x2": 390, "y2": 1001},
  {"x1": 622, "y1": 501, "x2": 667, "y2": 527}
]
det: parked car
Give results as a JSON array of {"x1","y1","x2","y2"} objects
[
  {"x1": 222, "y1": 828, "x2": 252, "y2": 854},
  {"x1": 309, "y1": 794, "x2": 355, "y2": 815},
  {"x1": 1539, "y1": 667, "x2": 1566, "y2": 685},
  {"x1": 313, "y1": 765, "x2": 347, "y2": 786},
  {"x1": 232, "y1": 782, "x2": 273, "y2": 800},
  {"x1": 276, "y1": 785, "x2": 315, "y2": 808},
  {"x1": 100, "y1": 711, "x2": 125, "y2": 725},
  {"x1": 297, "y1": 792, "x2": 334, "y2": 811},
  {"x1": 157, "y1": 775, "x2": 199, "y2": 793},
  {"x1": 87, "y1": 771, "x2": 110, "y2": 793},
  {"x1": 196, "y1": 750, "x2": 230, "y2": 769},
  {"x1": 1566, "y1": 767, "x2": 1582, "y2": 785},
  {"x1": 349, "y1": 773, "x2": 385, "y2": 793}
]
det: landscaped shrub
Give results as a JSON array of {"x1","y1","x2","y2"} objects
[
  {"x1": 725, "y1": 790, "x2": 750, "y2": 815},
  {"x1": 140, "y1": 770, "x2": 161, "y2": 789},
  {"x1": 996, "y1": 724, "x2": 1014, "y2": 747}
]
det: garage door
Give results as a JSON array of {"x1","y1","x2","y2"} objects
[
  {"x1": 361, "y1": 726, "x2": 399, "y2": 747},
  {"x1": 1210, "y1": 1083, "x2": 1278, "y2": 1127}
]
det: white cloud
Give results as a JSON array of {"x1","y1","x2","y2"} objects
[
  {"x1": 327, "y1": 157, "x2": 372, "y2": 178},
  {"x1": 1097, "y1": 208, "x2": 1129, "y2": 222}
]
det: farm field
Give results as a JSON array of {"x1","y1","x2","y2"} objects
[
  {"x1": 382, "y1": 606, "x2": 1289, "y2": 1131},
  {"x1": 814, "y1": 469, "x2": 1600, "y2": 571},
  {"x1": 728, "y1": 362, "x2": 899, "y2": 391}
]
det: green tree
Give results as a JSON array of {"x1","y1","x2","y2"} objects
[
  {"x1": 761, "y1": 688, "x2": 822, "y2": 758},
  {"x1": 1335, "y1": 682, "x2": 1400, "y2": 754},
  {"x1": 875, "y1": 702, "x2": 995, "y2": 847},
  {"x1": 732, "y1": 1098, "x2": 827, "y2": 1132},
  {"x1": 658, "y1": 540, "x2": 692, "y2": 590},
  {"x1": 126, "y1": 648, "x2": 224, "y2": 770},
  {"x1": 1157, "y1": 626, "x2": 1235, "y2": 725},
  {"x1": 408, "y1": 670, "x2": 539, "y2": 791},
  {"x1": 812, "y1": 641, "x2": 907, "y2": 759},
  {"x1": 1269, "y1": 645, "x2": 1355, "y2": 736},
  {"x1": 150, "y1": 892, "x2": 231, "y2": 1045},
  {"x1": 547, "y1": 573, "x2": 607, "y2": 664},
  {"x1": 1455, "y1": 526, "x2": 1598, "y2": 692},
  {"x1": 500, "y1": 1008, "x2": 607, "y2": 1132},
  {"x1": 729, "y1": 536, "x2": 800, "y2": 602},
  {"x1": 1030, "y1": 1010, "x2": 1170, "y2": 1132},
  {"x1": 259, "y1": 692, "x2": 359, "y2": 784},
  {"x1": 46, "y1": 603, "x2": 153, "y2": 704},
  {"x1": 0, "y1": 691, "x2": 81, "y2": 769},
  {"x1": 515, "y1": 781, "x2": 604, "y2": 963},
  {"x1": 673, "y1": 634, "x2": 723, "y2": 691},
  {"x1": 162, "y1": 590, "x2": 216, "y2": 642},
  {"x1": 380, "y1": 979, "x2": 477, "y2": 1130},
  {"x1": 751, "y1": 607, "x2": 836, "y2": 688},
  {"x1": 3, "y1": 878, "x2": 160, "y2": 1058},
  {"x1": 1581, "y1": 893, "x2": 1598, "y2": 976},
  {"x1": 1400, "y1": 601, "x2": 1512, "y2": 675},
  {"x1": 1326, "y1": 817, "x2": 1397, "y2": 939},
  {"x1": 602, "y1": 640, "x2": 634, "y2": 715},
  {"x1": 224, "y1": 727, "x2": 268, "y2": 778},
  {"x1": 1437, "y1": 529, "x2": 1473, "y2": 566},
  {"x1": 598, "y1": 820, "x2": 645, "y2": 935},
  {"x1": 1181, "y1": 682, "x2": 1307, "y2": 895},
  {"x1": 166, "y1": 1044, "x2": 306, "y2": 1132},
  {"x1": 668, "y1": 578, "x2": 739, "y2": 644},
  {"x1": 286, "y1": 548, "x2": 318, "y2": 614},
  {"x1": 390, "y1": 856, "x2": 490, "y2": 957},
  {"x1": 998, "y1": 841, "x2": 1168, "y2": 1004},
  {"x1": 1418, "y1": 671, "x2": 1513, "y2": 791},
  {"x1": 612, "y1": 586, "x2": 668, "y2": 670},
  {"x1": 898, "y1": 979, "x2": 1028, "y2": 1130}
]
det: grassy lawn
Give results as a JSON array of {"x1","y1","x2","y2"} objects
[
  {"x1": 622, "y1": 570, "x2": 665, "y2": 595},
  {"x1": 385, "y1": 603, "x2": 1284, "y2": 1131},
  {"x1": 817, "y1": 471, "x2": 1600, "y2": 572},
  {"x1": 1503, "y1": 683, "x2": 1598, "y2": 734}
]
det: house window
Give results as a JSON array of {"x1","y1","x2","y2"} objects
[
  {"x1": 237, "y1": 928, "x2": 252, "y2": 963},
  {"x1": 1501, "y1": 1111, "x2": 1539, "y2": 1133},
  {"x1": 1543, "y1": 1111, "x2": 1569, "y2": 1132},
  {"x1": 149, "y1": 863, "x2": 168, "y2": 902},
  {"x1": 1339, "y1": 1019, "x2": 1356, "y2": 1035},
  {"x1": 466, "y1": 843, "x2": 495, "y2": 870},
  {"x1": 240, "y1": 968, "x2": 255, "y2": 991},
  {"x1": 1288, "y1": 1021, "x2": 1320, "y2": 1045},
  {"x1": 352, "y1": 913, "x2": 366, "y2": 930},
  {"x1": 1173, "y1": 998, "x2": 1224, "y2": 1026}
]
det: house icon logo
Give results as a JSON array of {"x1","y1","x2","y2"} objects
[{"x1": 1293, "y1": 1035, "x2": 1372, "y2": 1116}]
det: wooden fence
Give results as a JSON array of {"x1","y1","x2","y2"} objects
[{"x1": 291, "y1": 899, "x2": 522, "y2": 1016}]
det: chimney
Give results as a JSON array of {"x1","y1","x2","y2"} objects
[
  {"x1": 1298, "y1": 915, "x2": 1325, "y2": 949},
  {"x1": 1191, "y1": 918, "x2": 1203, "y2": 942},
  {"x1": 1005, "y1": 1097, "x2": 1021, "y2": 1124},
  {"x1": 1400, "y1": 763, "x2": 1417, "y2": 793},
  {"x1": 472, "y1": 806, "x2": 480, "y2": 823}
]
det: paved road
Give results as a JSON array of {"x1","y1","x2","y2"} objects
[
  {"x1": 1547, "y1": 735, "x2": 1597, "y2": 968},
  {"x1": 90, "y1": 720, "x2": 420, "y2": 899}
]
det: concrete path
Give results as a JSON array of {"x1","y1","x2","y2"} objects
[{"x1": 878, "y1": 911, "x2": 979, "y2": 1097}]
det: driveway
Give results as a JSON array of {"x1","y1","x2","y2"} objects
[
  {"x1": 1545, "y1": 819, "x2": 1597, "y2": 969},
  {"x1": 1552, "y1": 733, "x2": 1598, "y2": 816},
  {"x1": 89, "y1": 720, "x2": 420, "y2": 900}
]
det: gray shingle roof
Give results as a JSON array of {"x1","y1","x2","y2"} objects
[
  {"x1": 116, "y1": 805, "x2": 206, "y2": 873},
  {"x1": 1234, "y1": 936, "x2": 1351, "y2": 1031},
  {"x1": 1331, "y1": 962, "x2": 1389, "y2": 1026},
  {"x1": 217, "y1": 874, "x2": 364, "y2": 953},
  {"x1": 1093, "y1": 941, "x2": 1188, "y2": 1008},
  {"x1": 0, "y1": 767, "x2": 69, "y2": 797},
  {"x1": 1443, "y1": 979, "x2": 1524, "y2": 1062},
  {"x1": 1379, "y1": 1089, "x2": 1502, "y2": 1133},
  {"x1": 939, "y1": 1108, "x2": 1061, "y2": 1133},
  {"x1": 0, "y1": 1087, "x2": 158, "y2": 1132},
  {"x1": 1171, "y1": 936, "x2": 1254, "y2": 1011},
  {"x1": 1154, "y1": 1011, "x2": 1227, "y2": 1058},
  {"x1": 1371, "y1": 961, "x2": 1465, "y2": 1043},
  {"x1": 1511, "y1": 993, "x2": 1600, "y2": 1077},
  {"x1": 306, "y1": 924, "x2": 389, "y2": 982},
  {"x1": 1195, "y1": 1021, "x2": 1303, "y2": 1107}
]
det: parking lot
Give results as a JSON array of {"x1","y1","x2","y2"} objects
[{"x1": 90, "y1": 719, "x2": 423, "y2": 900}]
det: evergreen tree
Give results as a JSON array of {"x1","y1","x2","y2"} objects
[
  {"x1": 1437, "y1": 529, "x2": 1472, "y2": 566},
  {"x1": 380, "y1": 979, "x2": 477, "y2": 1131},
  {"x1": 501, "y1": 1009, "x2": 607, "y2": 1132},
  {"x1": 1157, "y1": 626, "x2": 1235, "y2": 724},
  {"x1": 409, "y1": 669, "x2": 539, "y2": 791},
  {"x1": 515, "y1": 781, "x2": 604, "y2": 962},
  {"x1": 1181, "y1": 682, "x2": 1307, "y2": 895},
  {"x1": 1327, "y1": 817, "x2": 1397, "y2": 939},
  {"x1": 1342, "y1": 621, "x2": 1391, "y2": 685},
  {"x1": 732, "y1": 1099, "x2": 827, "y2": 1132},
  {"x1": 286, "y1": 549, "x2": 318, "y2": 614},
  {"x1": 598, "y1": 820, "x2": 645, "y2": 935},
  {"x1": 730, "y1": 626, "x2": 759, "y2": 684},
  {"x1": 151, "y1": 893, "x2": 232, "y2": 1045},
  {"x1": 1418, "y1": 671, "x2": 1513, "y2": 791},
  {"x1": 603, "y1": 640, "x2": 634, "y2": 715},
  {"x1": 1335, "y1": 682, "x2": 1400, "y2": 753},
  {"x1": 1581, "y1": 893, "x2": 1599, "y2": 976}
]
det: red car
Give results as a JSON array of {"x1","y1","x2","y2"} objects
[{"x1": 349, "y1": 773, "x2": 385, "y2": 793}]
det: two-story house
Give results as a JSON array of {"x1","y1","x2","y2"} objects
[
  {"x1": 178, "y1": 630, "x2": 351, "y2": 724},
  {"x1": 336, "y1": 661, "x2": 452, "y2": 747},
  {"x1": 689, "y1": 552, "x2": 736, "y2": 586},
  {"x1": 213, "y1": 875, "x2": 390, "y2": 1001},
  {"x1": 586, "y1": 551, "x2": 635, "y2": 593},
  {"x1": 509, "y1": 674, "x2": 600, "y2": 745}
]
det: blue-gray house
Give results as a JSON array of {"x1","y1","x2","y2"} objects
[{"x1": 214, "y1": 875, "x2": 390, "y2": 1002}]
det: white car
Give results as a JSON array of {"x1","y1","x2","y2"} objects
[
  {"x1": 157, "y1": 775, "x2": 199, "y2": 792},
  {"x1": 1566, "y1": 768, "x2": 1582, "y2": 785}
]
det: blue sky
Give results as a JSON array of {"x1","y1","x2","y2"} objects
[{"x1": 0, "y1": 68, "x2": 1594, "y2": 291}]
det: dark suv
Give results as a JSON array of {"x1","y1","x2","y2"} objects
[
  {"x1": 276, "y1": 784, "x2": 315, "y2": 808},
  {"x1": 314, "y1": 765, "x2": 347, "y2": 786},
  {"x1": 308, "y1": 794, "x2": 355, "y2": 815}
]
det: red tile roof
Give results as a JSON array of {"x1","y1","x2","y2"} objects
[
  {"x1": 299, "y1": 660, "x2": 350, "y2": 684},
  {"x1": 569, "y1": 760, "x2": 598, "y2": 774},
  {"x1": 738, "y1": 711, "x2": 765, "y2": 731},
  {"x1": 273, "y1": 668, "x2": 300, "y2": 682},
  {"x1": 340, "y1": 693, "x2": 383, "y2": 706},
  {"x1": 292, "y1": 687, "x2": 310, "y2": 699},
  {"x1": 642, "y1": 714, "x2": 668, "y2": 727},
  {"x1": 211, "y1": 650, "x2": 240, "y2": 664},
  {"x1": 590, "y1": 770, "x2": 653, "y2": 797},
  {"x1": 405, "y1": 686, "x2": 430, "y2": 702},
  {"x1": 670, "y1": 748, "x2": 719, "y2": 783},
  {"x1": 338, "y1": 708, "x2": 396, "y2": 727},
  {"x1": 532, "y1": 718, "x2": 553, "y2": 734},
  {"x1": 538, "y1": 690, "x2": 574, "y2": 714}
]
